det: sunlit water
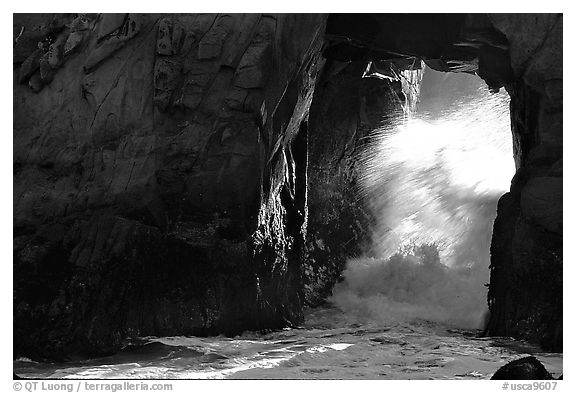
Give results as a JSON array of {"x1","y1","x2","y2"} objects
[
  {"x1": 14, "y1": 69, "x2": 563, "y2": 379},
  {"x1": 332, "y1": 68, "x2": 517, "y2": 329},
  {"x1": 14, "y1": 307, "x2": 562, "y2": 379}
]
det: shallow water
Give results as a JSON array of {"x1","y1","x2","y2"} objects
[{"x1": 14, "y1": 307, "x2": 562, "y2": 380}]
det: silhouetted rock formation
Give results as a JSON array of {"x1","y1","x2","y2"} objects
[
  {"x1": 13, "y1": 13, "x2": 562, "y2": 359},
  {"x1": 491, "y1": 356, "x2": 553, "y2": 380}
]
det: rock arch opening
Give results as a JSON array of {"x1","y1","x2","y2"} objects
[
  {"x1": 322, "y1": 66, "x2": 515, "y2": 330},
  {"x1": 307, "y1": 13, "x2": 562, "y2": 351}
]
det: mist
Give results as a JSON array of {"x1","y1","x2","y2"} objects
[{"x1": 330, "y1": 68, "x2": 515, "y2": 329}]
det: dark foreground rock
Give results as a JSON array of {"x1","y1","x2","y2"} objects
[{"x1": 491, "y1": 356, "x2": 553, "y2": 380}]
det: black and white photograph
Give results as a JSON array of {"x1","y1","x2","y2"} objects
[{"x1": 10, "y1": 5, "x2": 567, "y2": 386}]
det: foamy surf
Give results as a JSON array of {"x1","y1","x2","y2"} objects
[
  {"x1": 14, "y1": 306, "x2": 562, "y2": 379},
  {"x1": 330, "y1": 67, "x2": 515, "y2": 330}
]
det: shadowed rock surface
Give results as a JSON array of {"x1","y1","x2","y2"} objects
[
  {"x1": 485, "y1": 15, "x2": 563, "y2": 352},
  {"x1": 14, "y1": 13, "x2": 326, "y2": 359},
  {"x1": 13, "y1": 13, "x2": 562, "y2": 359},
  {"x1": 491, "y1": 356, "x2": 554, "y2": 380},
  {"x1": 303, "y1": 59, "x2": 413, "y2": 306}
]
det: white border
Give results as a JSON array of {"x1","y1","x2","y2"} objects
[{"x1": 3, "y1": 3, "x2": 573, "y2": 391}]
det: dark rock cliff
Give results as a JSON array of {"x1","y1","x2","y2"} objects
[
  {"x1": 13, "y1": 13, "x2": 562, "y2": 358},
  {"x1": 485, "y1": 14, "x2": 563, "y2": 352},
  {"x1": 14, "y1": 13, "x2": 326, "y2": 359}
]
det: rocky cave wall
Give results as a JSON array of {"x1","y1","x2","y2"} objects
[
  {"x1": 486, "y1": 14, "x2": 563, "y2": 351},
  {"x1": 14, "y1": 13, "x2": 327, "y2": 359},
  {"x1": 303, "y1": 59, "x2": 409, "y2": 306},
  {"x1": 13, "y1": 13, "x2": 563, "y2": 358}
]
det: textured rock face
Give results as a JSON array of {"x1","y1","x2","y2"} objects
[
  {"x1": 486, "y1": 14, "x2": 563, "y2": 352},
  {"x1": 14, "y1": 13, "x2": 326, "y2": 359}
]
